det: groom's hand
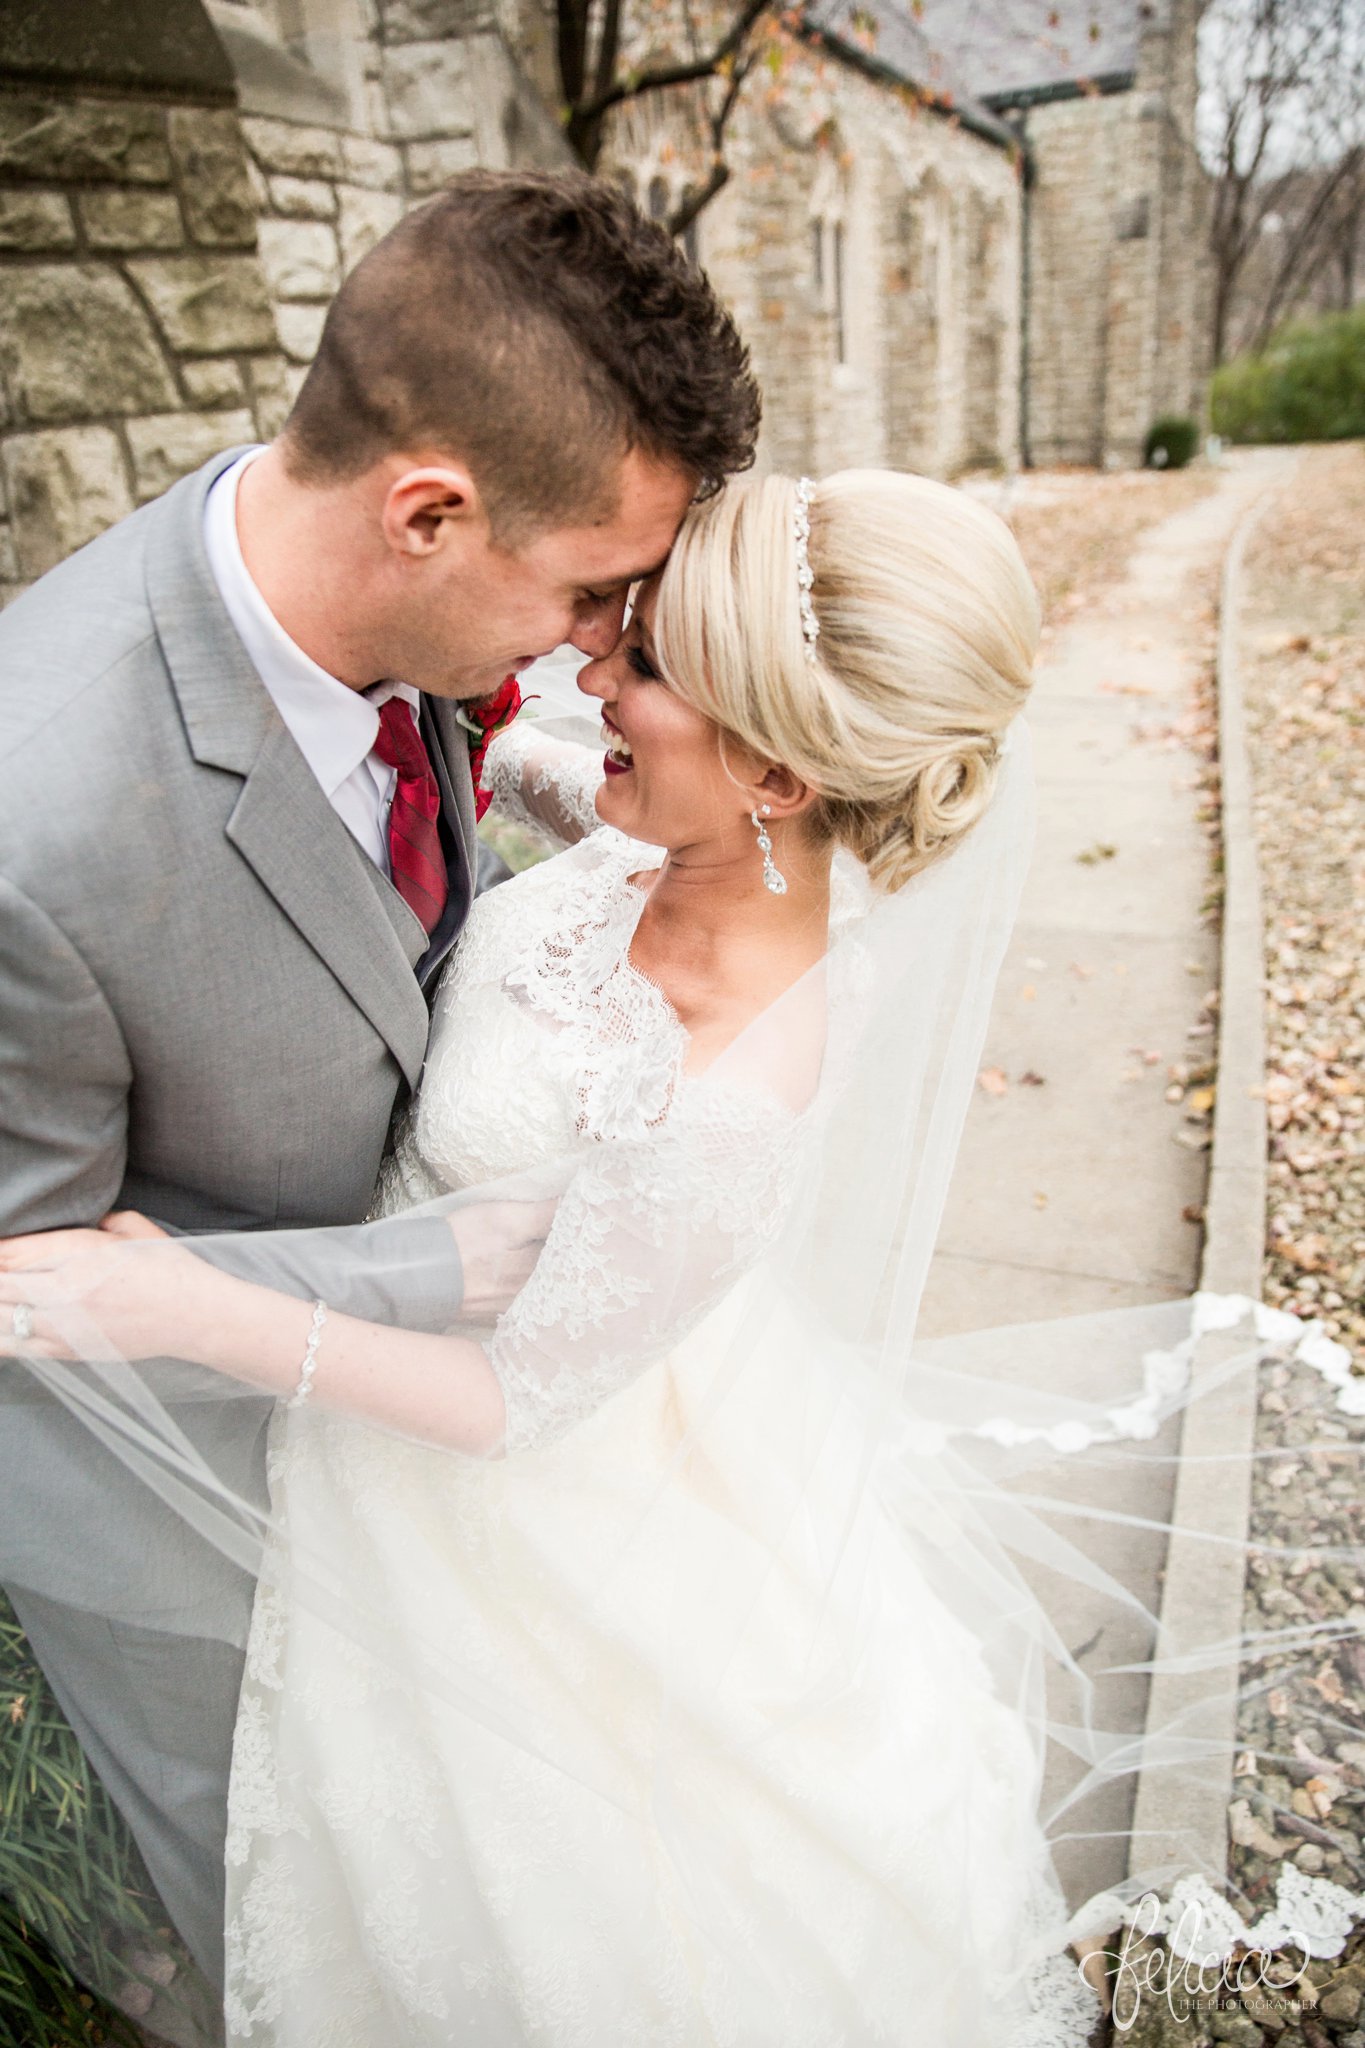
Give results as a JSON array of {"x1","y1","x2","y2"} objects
[
  {"x1": 100, "y1": 1210, "x2": 170, "y2": 1240},
  {"x1": 446, "y1": 1199, "x2": 554, "y2": 1321}
]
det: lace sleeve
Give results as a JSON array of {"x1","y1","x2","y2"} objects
[
  {"x1": 483, "y1": 722, "x2": 604, "y2": 848},
  {"x1": 488, "y1": 1079, "x2": 804, "y2": 1454}
]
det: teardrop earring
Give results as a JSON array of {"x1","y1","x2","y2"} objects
[{"x1": 751, "y1": 805, "x2": 788, "y2": 896}]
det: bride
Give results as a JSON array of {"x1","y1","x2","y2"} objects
[{"x1": 2, "y1": 469, "x2": 1110, "y2": 2044}]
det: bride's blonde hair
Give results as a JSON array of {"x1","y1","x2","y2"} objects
[{"x1": 652, "y1": 469, "x2": 1040, "y2": 891}]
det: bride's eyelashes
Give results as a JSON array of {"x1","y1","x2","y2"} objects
[{"x1": 626, "y1": 644, "x2": 659, "y2": 682}]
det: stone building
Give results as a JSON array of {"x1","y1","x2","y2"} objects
[
  {"x1": 0, "y1": 0, "x2": 1205, "y2": 603},
  {"x1": 913, "y1": 0, "x2": 1210, "y2": 467},
  {"x1": 608, "y1": 0, "x2": 1024, "y2": 480}
]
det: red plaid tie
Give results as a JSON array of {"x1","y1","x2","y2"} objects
[{"x1": 371, "y1": 699, "x2": 448, "y2": 938}]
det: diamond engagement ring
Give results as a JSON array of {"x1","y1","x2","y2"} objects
[{"x1": 10, "y1": 1303, "x2": 36, "y2": 1344}]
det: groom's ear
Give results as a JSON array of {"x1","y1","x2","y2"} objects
[{"x1": 381, "y1": 464, "x2": 484, "y2": 557}]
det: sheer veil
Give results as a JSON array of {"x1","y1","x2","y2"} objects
[{"x1": 3, "y1": 709, "x2": 1363, "y2": 2038}]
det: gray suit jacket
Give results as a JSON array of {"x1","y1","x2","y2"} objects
[
  {"x1": 0, "y1": 447, "x2": 479, "y2": 1599},
  {"x1": 0, "y1": 447, "x2": 473, "y2": 1260}
]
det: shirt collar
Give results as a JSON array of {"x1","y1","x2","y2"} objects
[{"x1": 203, "y1": 448, "x2": 419, "y2": 796}]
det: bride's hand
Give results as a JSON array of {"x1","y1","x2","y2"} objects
[{"x1": 0, "y1": 1220, "x2": 217, "y2": 1362}]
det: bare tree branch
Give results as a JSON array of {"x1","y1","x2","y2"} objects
[
  {"x1": 557, "y1": 0, "x2": 591, "y2": 111},
  {"x1": 1250, "y1": 142, "x2": 1365, "y2": 347},
  {"x1": 574, "y1": 0, "x2": 770, "y2": 128},
  {"x1": 665, "y1": 51, "x2": 755, "y2": 237},
  {"x1": 1204, "y1": 0, "x2": 1365, "y2": 361},
  {"x1": 591, "y1": 0, "x2": 625, "y2": 114}
]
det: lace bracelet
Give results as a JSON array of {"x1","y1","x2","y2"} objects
[{"x1": 286, "y1": 1300, "x2": 328, "y2": 1409}]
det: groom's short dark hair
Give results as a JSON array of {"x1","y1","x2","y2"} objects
[{"x1": 282, "y1": 170, "x2": 760, "y2": 536}]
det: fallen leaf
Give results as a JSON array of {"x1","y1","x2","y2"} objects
[
  {"x1": 1020, "y1": 1070, "x2": 1046, "y2": 1086},
  {"x1": 1033, "y1": 1191, "x2": 1048, "y2": 1209},
  {"x1": 1311, "y1": 1661, "x2": 1346, "y2": 1706},
  {"x1": 1069, "y1": 962, "x2": 1094, "y2": 981},
  {"x1": 977, "y1": 1066, "x2": 1008, "y2": 1097},
  {"x1": 1076, "y1": 842, "x2": 1119, "y2": 865},
  {"x1": 1229, "y1": 1797, "x2": 1285, "y2": 1860},
  {"x1": 1020, "y1": 983, "x2": 1037, "y2": 1002},
  {"x1": 1187, "y1": 1085, "x2": 1216, "y2": 1115},
  {"x1": 1182, "y1": 1204, "x2": 1204, "y2": 1224},
  {"x1": 1306, "y1": 1775, "x2": 1341, "y2": 1817}
]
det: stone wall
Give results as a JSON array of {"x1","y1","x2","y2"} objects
[
  {"x1": 0, "y1": 91, "x2": 290, "y2": 602},
  {"x1": 0, "y1": 0, "x2": 580, "y2": 606},
  {"x1": 216, "y1": 0, "x2": 571, "y2": 398},
  {"x1": 1014, "y1": 0, "x2": 1208, "y2": 468},
  {"x1": 241, "y1": 115, "x2": 404, "y2": 380}
]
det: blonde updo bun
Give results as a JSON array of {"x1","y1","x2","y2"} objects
[{"x1": 653, "y1": 468, "x2": 1040, "y2": 891}]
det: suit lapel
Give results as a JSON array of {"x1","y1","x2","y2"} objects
[
  {"x1": 425, "y1": 694, "x2": 479, "y2": 877},
  {"x1": 224, "y1": 729, "x2": 430, "y2": 1089},
  {"x1": 144, "y1": 453, "x2": 431, "y2": 1091},
  {"x1": 411, "y1": 692, "x2": 479, "y2": 986}
]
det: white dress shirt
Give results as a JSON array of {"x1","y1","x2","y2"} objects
[{"x1": 203, "y1": 448, "x2": 422, "y2": 880}]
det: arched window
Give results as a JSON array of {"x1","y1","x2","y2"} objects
[
  {"x1": 809, "y1": 152, "x2": 849, "y2": 366},
  {"x1": 647, "y1": 175, "x2": 669, "y2": 222},
  {"x1": 679, "y1": 185, "x2": 700, "y2": 265}
]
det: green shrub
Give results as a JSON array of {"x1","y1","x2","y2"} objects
[
  {"x1": 1143, "y1": 415, "x2": 1200, "y2": 469},
  {"x1": 1211, "y1": 305, "x2": 1365, "y2": 444},
  {"x1": 0, "y1": 1595, "x2": 160, "y2": 2048}
]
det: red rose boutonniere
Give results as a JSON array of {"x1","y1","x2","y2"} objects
[{"x1": 457, "y1": 673, "x2": 527, "y2": 822}]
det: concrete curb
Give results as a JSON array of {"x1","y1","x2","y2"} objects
[{"x1": 1126, "y1": 459, "x2": 1298, "y2": 1886}]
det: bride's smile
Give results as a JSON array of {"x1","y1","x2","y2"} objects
[{"x1": 574, "y1": 581, "x2": 816, "y2": 902}]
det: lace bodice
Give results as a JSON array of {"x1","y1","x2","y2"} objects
[
  {"x1": 376, "y1": 828, "x2": 676, "y2": 1199},
  {"x1": 372, "y1": 807, "x2": 809, "y2": 1453}
]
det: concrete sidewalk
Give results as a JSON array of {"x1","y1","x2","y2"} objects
[
  {"x1": 917, "y1": 450, "x2": 1295, "y2": 1910},
  {"x1": 923, "y1": 452, "x2": 1290, "y2": 1338}
]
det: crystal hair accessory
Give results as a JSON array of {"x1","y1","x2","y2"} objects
[{"x1": 793, "y1": 476, "x2": 820, "y2": 664}]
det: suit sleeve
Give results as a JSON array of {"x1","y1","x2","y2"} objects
[
  {"x1": 0, "y1": 881, "x2": 464, "y2": 1330},
  {"x1": 0, "y1": 878, "x2": 132, "y2": 1235},
  {"x1": 193, "y1": 1214, "x2": 464, "y2": 1335}
]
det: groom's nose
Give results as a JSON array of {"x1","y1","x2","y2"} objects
[{"x1": 567, "y1": 591, "x2": 629, "y2": 658}]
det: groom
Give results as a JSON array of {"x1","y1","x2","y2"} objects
[{"x1": 0, "y1": 169, "x2": 759, "y2": 1985}]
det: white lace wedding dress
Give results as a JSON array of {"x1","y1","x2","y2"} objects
[{"x1": 222, "y1": 730, "x2": 1101, "y2": 2047}]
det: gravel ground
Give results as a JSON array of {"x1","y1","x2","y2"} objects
[
  {"x1": 1242, "y1": 444, "x2": 1365, "y2": 1364},
  {"x1": 1187, "y1": 443, "x2": 1365, "y2": 2048}
]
